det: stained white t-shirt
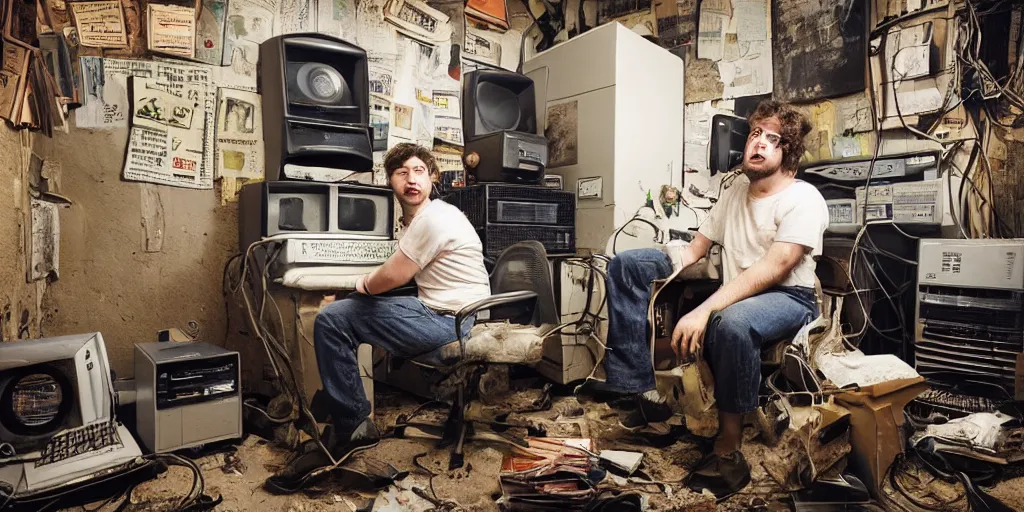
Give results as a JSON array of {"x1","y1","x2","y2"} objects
[
  {"x1": 398, "y1": 199, "x2": 492, "y2": 312},
  {"x1": 698, "y1": 175, "x2": 829, "y2": 289}
]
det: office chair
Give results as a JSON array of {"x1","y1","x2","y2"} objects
[{"x1": 393, "y1": 241, "x2": 560, "y2": 469}]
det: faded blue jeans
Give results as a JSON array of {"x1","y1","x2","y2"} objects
[
  {"x1": 314, "y1": 293, "x2": 475, "y2": 432},
  {"x1": 605, "y1": 248, "x2": 818, "y2": 414}
]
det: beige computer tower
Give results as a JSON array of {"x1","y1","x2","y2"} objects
[{"x1": 135, "y1": 341, "x2": 243, "y2": 453}]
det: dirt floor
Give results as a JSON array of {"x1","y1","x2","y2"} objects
[{"x1": 63, "y1": 381, "x2": 1024, "y2": 512}]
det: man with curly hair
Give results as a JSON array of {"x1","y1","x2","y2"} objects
[
  {"x1": 267, "y1": 143, "x2": 491, "y2": 492},
  {"x1": 593, "y1": 100, "x2": 828, "y2": 500}
]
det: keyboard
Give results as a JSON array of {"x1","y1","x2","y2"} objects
[{"x1": 35, "y1": 421, "x2": 122, "y2": 467}]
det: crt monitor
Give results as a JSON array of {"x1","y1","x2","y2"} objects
[
  {"x1": 0, "y1": 333, "x2": 115, "y2": 454},
  {"x1": 709, "y1": 114, "x2": 750, "y2": 175}
]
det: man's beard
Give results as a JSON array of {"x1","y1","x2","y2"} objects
[{"x1": 741, "y1": 162, "x2": 780, "y2": 181}]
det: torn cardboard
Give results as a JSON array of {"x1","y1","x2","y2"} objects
[{"x1": 836, "y1": 376, "x2": 929, "y2": 497}]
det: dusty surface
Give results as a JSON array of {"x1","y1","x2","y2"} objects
[
  {"x1": 33, "y1": 124, "x2": 238, "y2": 376},
  {"x1": 60, "y1": 385, "x2": 1024, "y2": 511}
]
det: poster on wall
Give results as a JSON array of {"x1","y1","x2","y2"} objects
[
  {"x1": 76, "y1": 56, "x2": 155, "y2": 128},
  {"x1": 221, "y1": 0, "x2": 275, "y2": 80},
  {"x1": 122, "y1": 76, "x2": 209, "y2": 188},
  {"x1": 147, "y1": 3, "x2": 197, "y2": 58},
  {"x1": 70, "y1": 1, "x2": 129, "y2": 48},
  {"x1": 772, "y1": 0, "x2": 868, "y2": 102},
  {"x1": 195, "y1": 0, "x2": 228, "y2": 65},
  {"x1": 545, "y1": 101, "x2": 579, "y2": 168},
  {"x1": 215, "y1": 88, "x2": 264, "y2": 179}
]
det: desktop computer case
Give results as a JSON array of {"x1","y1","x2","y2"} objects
[
  {"x1": 523, "y1": 22, "x2": 685, "y2": 253},
  {"x1": 135, "y1": 342, "x2": 243, "y2": 453}
]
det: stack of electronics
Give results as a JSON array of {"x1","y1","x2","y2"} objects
[
  {"x1": 0, "y1": 333, "x2": 146, "y2": 504},
  {"x1": 799, "y1": 150, "x2": 967, "y2": 354},
  {"x1": 446, "y1": 69, "x2": 577, "y2": 258},
  {"x1": 914, "y1": 239, "x2": 1024, "y2": 397},
  {"x1": 239, "y1": 33, "x2": 395, "y2": 290}
]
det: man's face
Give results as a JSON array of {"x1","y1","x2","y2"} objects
[
  {"x1": 742, "y1": 116, "x2": 785, "y2": 180},
  {"x1": 389, "y1": 155, "x2": 432, "y2": 207}
]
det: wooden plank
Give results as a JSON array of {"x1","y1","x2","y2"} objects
[{"x1": 140, "y1": 183, "x2": 164, "y2": 252}]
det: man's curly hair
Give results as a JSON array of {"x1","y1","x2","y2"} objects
[
  {"x1": 748, "y1": 100, "x2": 812, "y2": 173},
  {"x1": 383, "y1": 143, "x2": 440, "y2": 181}
]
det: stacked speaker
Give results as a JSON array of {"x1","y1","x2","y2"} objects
[
  {"x1": 447, "y1": 69, "x2": 576, "y2": 258},
  {"x1": 461, "y1": 69, "x2": 548, "y2": 184},
  {"x1": 258, "y1": 34, "x2": 373, "y2": 182}
]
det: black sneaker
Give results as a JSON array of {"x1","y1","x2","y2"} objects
[
  {"x1": 619, "y1": 394, "x2": 674, "y2": 430},
  {"x1": 576, "y1": 379, "x2": 634, "y2": 406},
  {"x1": 264, "y1": 418, "x2": 381, "y2": 494},
  {"x1": 685, "y1": 451, "x2": 752, "y2": 501}
]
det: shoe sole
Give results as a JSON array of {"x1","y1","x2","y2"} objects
[{"x1": 264, "y1": 438, "x2": 381, "y2": 494}]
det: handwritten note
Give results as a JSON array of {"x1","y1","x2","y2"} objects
[
  {"x1": 148, "y1": 4, "x2": 197, "y2": 58},
  {"x1": 71, "y1": 1, "x2": 128, "y2": 48}
]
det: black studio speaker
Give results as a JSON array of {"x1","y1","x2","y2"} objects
[
  {"x1": 259, "y1": 33, "x2": 373, "y2": 182},
  {"x1": 461, "y1": 69, "x2": 547, "y2": 184}
]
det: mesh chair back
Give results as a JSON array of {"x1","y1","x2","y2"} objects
[{"x1": 489, "y1": 241, "x2": 559, "y2": 327}]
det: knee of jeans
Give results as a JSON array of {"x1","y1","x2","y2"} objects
[
  {"x1": 710, "y1": 312, "x2": 754, "y2": 348},
  {"x1": 313, "y1": 302, "x2": 352, "y2": 345}
]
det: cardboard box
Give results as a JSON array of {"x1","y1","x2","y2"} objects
[{"x1": 835, "y1": 376, "x2": 929, "y2": 497}]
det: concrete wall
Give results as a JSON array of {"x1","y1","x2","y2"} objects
[
  {"x1": 32, "y1": 125, "x2": 238, "y2": 377},
  {"x1": 0, "y1": 126, "x2": 47, "y2": 344}
]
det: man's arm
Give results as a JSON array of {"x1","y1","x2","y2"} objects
[
  {"x1": 671, "y1": 241, "x2": 807, "y2": 359},
  {"x1": 357, "y1": 249, "x2": 420, "y2": 295},
  {"x1": 677, "y1": 232, "x2": 713, "y2": 271}
]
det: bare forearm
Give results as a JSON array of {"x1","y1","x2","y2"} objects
[
  {"x1": 677, "y1": 233, "x2": 712, "y2": 270},
  {"x1": 364, "y1": 267, "x2": 403, "y2": 294},
  {"x1": 362, "y1": 250, "x2": 419, "y2": 294}
]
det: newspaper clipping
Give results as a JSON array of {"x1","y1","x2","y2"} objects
[
  {"x1": 148, "y1": 4, "x2": 197, "y2": 58},
  {"x1": 71, "y1": 1, "x2": 128, "y2": 48},
  {"x1": 215, "y1": 88, "x2": 264, "y2": 179},
  {"x1": 76, "y1": 57, "x2": 155, "y2": 128},
  {"x1": 122, "y1": 76, "x2": 208, "y2": 188}
]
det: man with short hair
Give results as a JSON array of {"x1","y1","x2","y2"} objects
[
  {"x1": 598, "y1": 100, "x2": 828, "y2": 500},
  {"x1": 266, "y1": 143, "x2": 491, "y2": 492}
]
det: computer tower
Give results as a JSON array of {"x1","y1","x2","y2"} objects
[
  {"x1": 134, "y1": 342, "x2": 242, "y2": 453},
  {"x1": 915, "y1": 239, "x2": 1024, "y2": 394}
]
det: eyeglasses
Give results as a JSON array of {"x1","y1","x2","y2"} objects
[
  {"x1": 748, "y1": 127, "x2": 783, "y2": 147},
  {"x1": 393, "y1": 166, "x2": 428, "y2": 178}
]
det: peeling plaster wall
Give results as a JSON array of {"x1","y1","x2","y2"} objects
[
  {"x1": 33, "y1": 126, "x2": 238, "y2": 377},
  {"x1": 0, "y1": 126, "x2": 46, "y2": 343}
]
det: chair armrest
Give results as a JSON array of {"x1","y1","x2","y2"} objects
[
  {"x1": 453, "y1": 291, "x2": 538, "y2": 358},
  {"x1": 455, "y1": 291, "x2": 538, "y2": 333}
]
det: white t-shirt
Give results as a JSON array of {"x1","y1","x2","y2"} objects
[
  {"x1": 398, "y1": 199, "x2": 492, "y2": 312},
  {"x1": 698, "y1": 175, "x2": 829, "y2": 289}
]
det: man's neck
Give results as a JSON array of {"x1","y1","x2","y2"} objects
[
  {"x1": 400, "y1": 197, "x2": 431, "y2": 226},
  {"x1": 747, "y1": 171, "x2": 795, "y2": 199}
]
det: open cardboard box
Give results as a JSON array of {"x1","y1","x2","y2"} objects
[{"x1": 835, "y1": 376, "x2": 929, "y2": 497}]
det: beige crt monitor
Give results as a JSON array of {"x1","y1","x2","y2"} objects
[{"x1": 523, "y1": 22, "x2": 685, "y2": 253}]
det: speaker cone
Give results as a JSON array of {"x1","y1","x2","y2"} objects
[
  {"x1": 476, "y1": 81, "x2": 521, "y2": 132},
  {"x1": 296, "y1": 62, "x2": 351, "y2": 106}
]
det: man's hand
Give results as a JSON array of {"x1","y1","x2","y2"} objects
[
  {"x1": 355, "y1": 275, "x2": 369, "y2": 295},
  {"x1": 671, "y1": 308, "x2": 712, "y2": 362}
]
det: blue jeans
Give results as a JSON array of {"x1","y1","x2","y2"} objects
[
  {"x1": 314, "y1": 293, "x2": 475, "y2": 432},
  {"x1": 605, "y1": 248, "x2": 818, "y2": 414}
]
